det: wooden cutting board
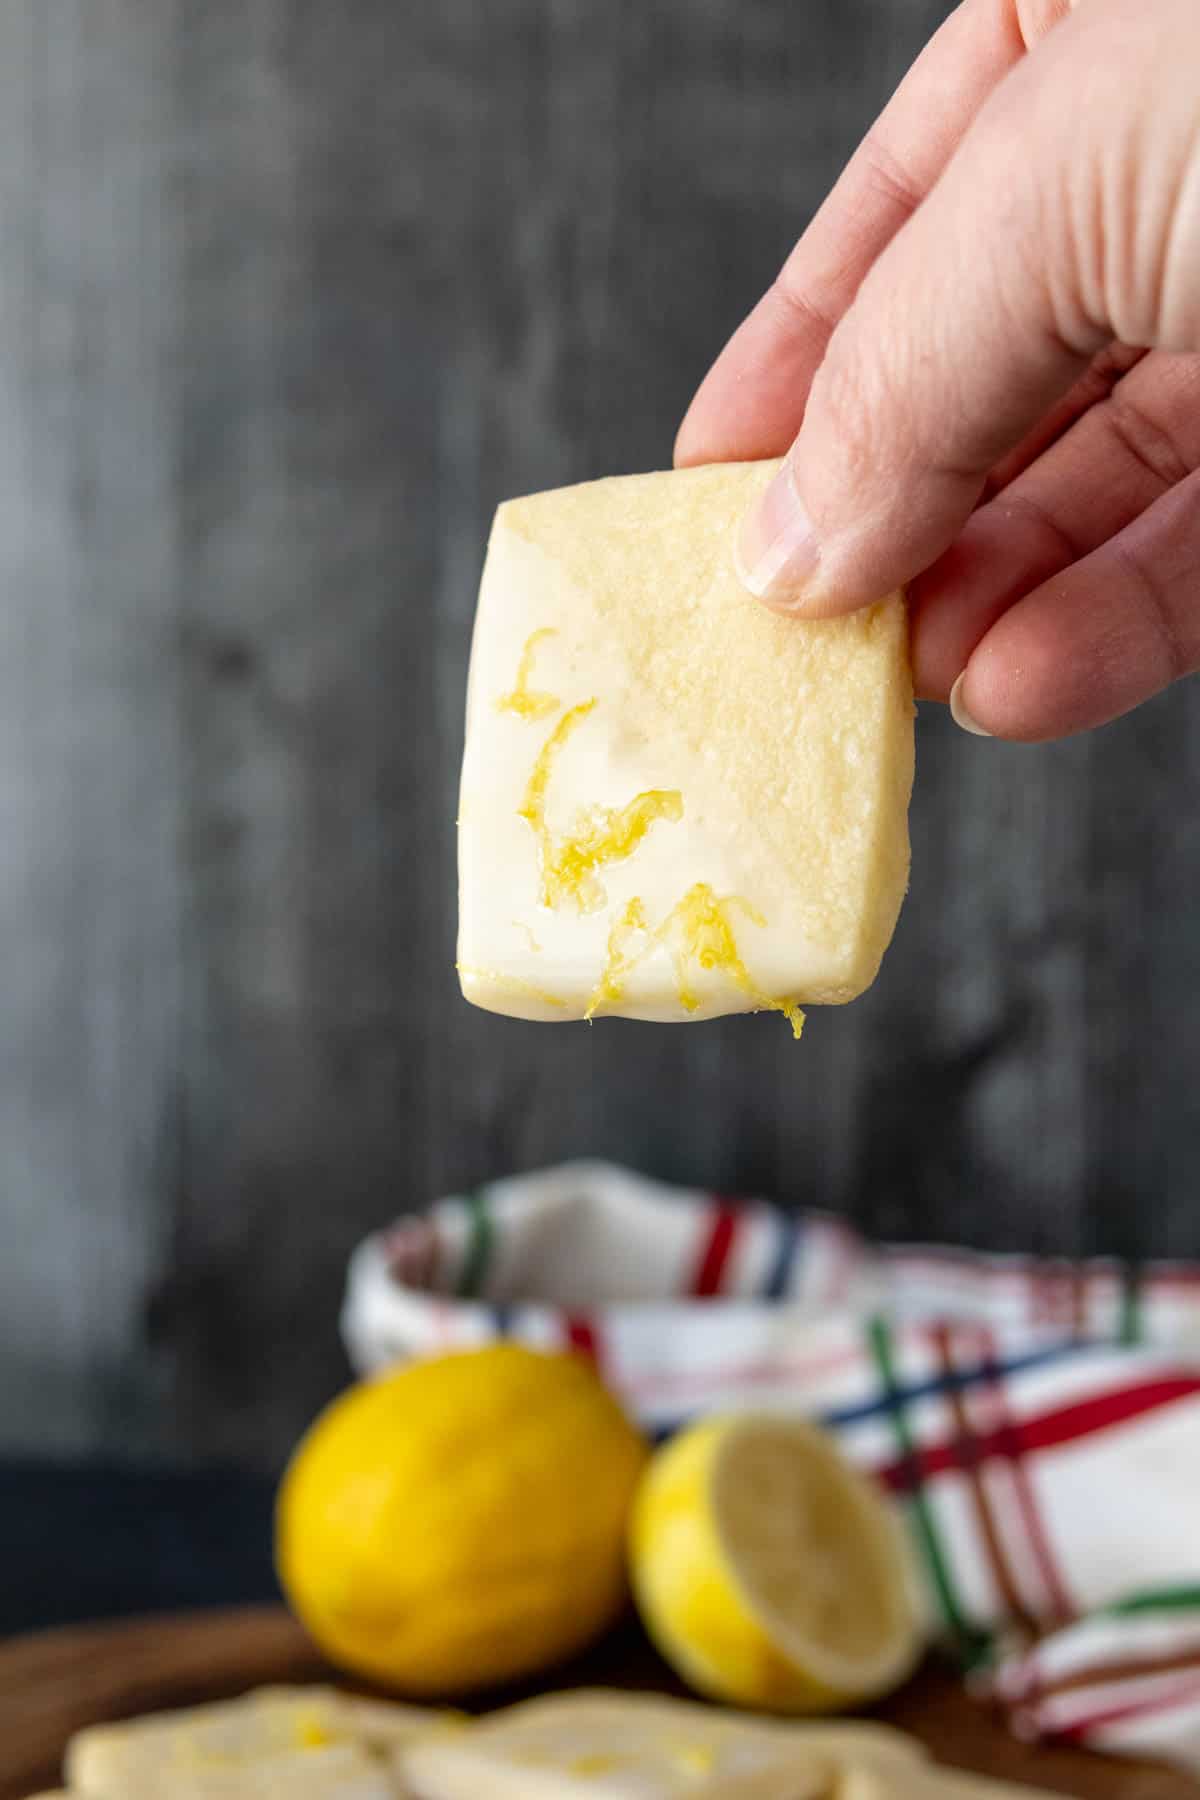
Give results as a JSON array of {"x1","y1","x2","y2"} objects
[{"x1": 0, "y1": 1605, "x2": 1194, "y2": 1800}]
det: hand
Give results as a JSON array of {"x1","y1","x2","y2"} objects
[{"x1": 676, "y1": 0, "x2": 1200, "y2": 741}]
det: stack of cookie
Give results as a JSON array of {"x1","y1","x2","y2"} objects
[{"x1": 32, "y1": 1684, "x2": 1057, "y2": 1798}]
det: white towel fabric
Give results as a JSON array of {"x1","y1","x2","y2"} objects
[{"x1": 343, "y1": 1161, "x2": 1200, "y2": 1773}]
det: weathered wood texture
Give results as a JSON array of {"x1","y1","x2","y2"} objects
[{"x1": 0, "y1": 0, "x2": 1197, "y2": 1468}]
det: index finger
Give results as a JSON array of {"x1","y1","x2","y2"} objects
[{"x1": 675, "y1": 0, "x2": 1073, "y2": 468}]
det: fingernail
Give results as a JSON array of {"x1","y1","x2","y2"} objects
[
  {"x1": 949, "y1": 672, "x2": 992, "y2": 737},
  {"x1": 735, "y1": 461, "x2": 821, "y2": 606}
]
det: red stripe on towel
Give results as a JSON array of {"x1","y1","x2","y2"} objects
[
  {"x1": 690, "y1": 1200, "x2": 741, "y2": 1297},
  {"x1": 877, "y1": 1375, "x2": 1200, "y2": 1490},
  {"x1": 564, "y1": 1313, "x2": 602, "y2": 1368}
]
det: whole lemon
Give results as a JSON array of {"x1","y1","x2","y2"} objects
[{"x1": 276, "y1": 1344, "x2": 648, "y2": 1695}]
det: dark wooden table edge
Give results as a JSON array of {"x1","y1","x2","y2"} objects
[{"x1": 0, "y1": 1606, "x2": 1193, "y2": 1799}]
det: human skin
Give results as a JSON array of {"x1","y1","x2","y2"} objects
[{"x1": 676, "y1": 0, "x2": 1200, "y2": 742}]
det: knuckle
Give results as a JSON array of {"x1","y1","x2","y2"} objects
[
  {"x1": 1101, "y1": 390, "x2": 1196, "y2": 492},
  {"x1": 994, "y1": 489, "x2": 1089, "y2": 566},
  {"x1": 768, "y1": 271, "x2": 837, "y2": 345},
  {"x1": 1110, "y1": 534, "x2": 1189, "y2": 685},
  {"x1": 1012, "y1": 0, "x2": 1073, "y2": 51},
  {"x1": 856, "y1": 129, "x2": 923, "y2": 227}
]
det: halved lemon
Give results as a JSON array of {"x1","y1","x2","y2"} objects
[{"x1": 629, "y1": 1414, "x2": 923, "y2": 1713}]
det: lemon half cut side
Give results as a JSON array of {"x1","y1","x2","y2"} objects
[{"x1": 630, "y1": 1414, "x2": 924, "y2": 1714}]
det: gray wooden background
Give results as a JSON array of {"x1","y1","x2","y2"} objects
[{"x1": 0, "y1": 0, "x2": 1197, "y2": 1471}]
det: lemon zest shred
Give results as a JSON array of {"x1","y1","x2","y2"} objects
[
  {"x1": 586, "y1": 884, "x2": 804, "y2": 1038},
  {"x1": 294, "y1": 1716, "x2": 333, "y2": 1749},
  {"x1": 670, "y1": 1741, "x2": 717, "y2": 1774},
  {"x1": 496, "y1": 627, "x2": 560, "y2": 721},
  {"x1": 512, "y1": 919, "x2": 542, "y2": 952},
  {"x1": 519, "y1": 702, "x2": 682, "y2": 913}
]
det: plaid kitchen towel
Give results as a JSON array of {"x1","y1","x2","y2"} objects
[{"x1": 342, "y1": 1160, "x2": 1200, "y2": 1772}]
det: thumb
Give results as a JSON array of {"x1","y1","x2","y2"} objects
[{"x1": 736, "y1": 0, "x2": 1198, "y2": 617}]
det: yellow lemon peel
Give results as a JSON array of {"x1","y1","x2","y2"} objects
[
  {"x1": 275, "y1": 1344, "x2": 649, "y2": 1694},
  {"x1": 586, "y1": 884, "x2": 804, "y2": 1037},
  {"x1": 520, "y1": 701, "x2": 683, "y2": 912},
  {"x1": 496, "y1": 627, "x2": 560, "y2": 721}
]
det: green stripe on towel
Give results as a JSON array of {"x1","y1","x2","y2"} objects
[
  {"x1": 1118, "y1": 1261, "x2": 1143, "y2": 1346},
  {"x1": 456, "y1": 1190, "x2": 494, "y2": 1299},
  {"x1": 867, "y1": 1315, "x2": 990, "y2": 1667},
  {"x1": 1104, "y1": 1585, "x2": 1200, "y2": 1618}
]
